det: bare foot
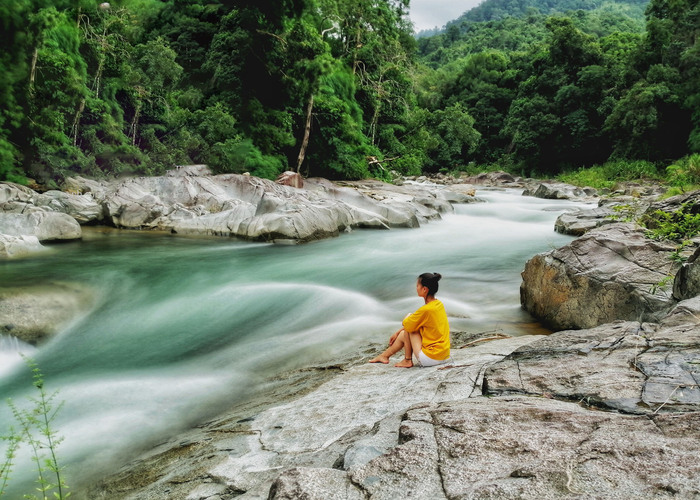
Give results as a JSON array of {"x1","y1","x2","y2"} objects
[
  {"x1": 369, "y1": 355, "x2": 390, "y2": 364},
  {"x1": 394, "y1": 359, "x2": 413, "y2": 368}
]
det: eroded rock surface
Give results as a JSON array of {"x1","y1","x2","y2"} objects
[
  {"x1": 521, "y1": 223, "x2": 678, "y2": 330},
  {"x1": 485, "y1": 297, "x2": 700, "y2": 414}
]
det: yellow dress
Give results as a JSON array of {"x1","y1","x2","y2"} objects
[{"x1": 402, "y1": 299, "x2": 450, "y2": 360}]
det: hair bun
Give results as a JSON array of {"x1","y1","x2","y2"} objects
[{"x1": 433, "y1": 273, "x2": 442, "y2": 281}]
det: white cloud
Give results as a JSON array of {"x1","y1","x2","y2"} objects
[{"x1": 409, "y1": 0, "x2": 484, "y2": 32}]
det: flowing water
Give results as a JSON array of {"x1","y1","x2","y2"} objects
[{"x1": 0, "y1": 187, "x2": 592, "y2": 494}]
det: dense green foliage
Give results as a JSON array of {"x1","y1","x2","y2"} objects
[
  {"x1": 0, "y1": 0, "x2": 698, "y2": 186},
  {"x1": 416, "y1": 0, "x2": 700, "y2": 175}
]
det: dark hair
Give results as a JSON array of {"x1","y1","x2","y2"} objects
[{"x1": 418, "y1": 272, "x2": 442, "y2": 296}]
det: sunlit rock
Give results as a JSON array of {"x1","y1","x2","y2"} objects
[
  {"x1": 0, "y1": 234, "x2": 43, "y2": 258},
  {"x1": 0, "y1": 211, "x2": 81, "y2": 241}
]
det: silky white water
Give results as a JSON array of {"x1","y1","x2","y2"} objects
[{"x1": 0, "y1": 187, "x2": 592, "y2": 494}]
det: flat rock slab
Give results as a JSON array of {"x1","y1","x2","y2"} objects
[
  {"x1": 81, "y1": 336, "x2": 541, "y2": 499},
  {"x1": 343, "y1": 396, "x2": 700, "y2": 500},
  {"x1": 484, "y1": 297, "x2": 700, "y2": 414}
]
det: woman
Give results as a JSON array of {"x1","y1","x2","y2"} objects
[{"x1": 369, "y1": 272, "x2": 450, "y2": 368}]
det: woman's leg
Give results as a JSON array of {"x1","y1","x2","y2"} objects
[
  {"x1": 369, "y1": 328, "x2": 407, "y2": 363},
  {"x1": 394, "y1": 331, "x2": 422, "y2": 368}
]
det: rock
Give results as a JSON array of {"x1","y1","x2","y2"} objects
[
  {"x1": 349, "y1": 396, "x2": 700, "y2": 499},
  {"x1": 459, "y1": 171, "x2": 522, "y2": 187},
  {"x1": 0, "y1": 283, "x2": 97, "y2": 344},
  {"x1": 673, "y1": 246, "x2": 700, "y2": 300},
  {"x1": 0, "y1": 234, "x2": 43, "y2": 258},
  {"x1": 82, "y1": 335, "x2": 541, "y2": 499},
  {"x1": 33, "y1": 190, "x2": 103, "y2": 223},
  {"x1": 0, "y1": 211, "x2": 81, "y2": 241},
  {"x1": 553, "y1": 206, "x2": 616, "y2": 236},
  {"x1": 65, "y1": 174, "x2": 467, "y2": 242},
  {"x1": 269, "y1": 468, "x2": 364, "y2": 500},
  {"x1": 0, "y1": 182, "x2": 35, "y2": 204},
  {"x1": 485, "y1": 297, "x2": 700, "y2": 414},
  {"x1": 523, "y1": 181, "x2": 598, "y2": 200},
  {"x1": 276, "y1": 171, "x2": 304, "y2": 188},
  {"x1": 166, "y1": 164, "x2": 212, "y2": 177},
  {"x1": 520, "y1": 223, "x2": 678, "y2": 330}
]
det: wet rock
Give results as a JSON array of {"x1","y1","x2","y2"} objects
[
  {"x1": 0, "y1": 283, "x2": 97, "y2": 344},
  {"x1": 521, "y1": 223, "x2": 678, "y2": 330}
]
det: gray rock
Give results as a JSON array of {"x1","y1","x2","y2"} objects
[
  {"x1": 0, "y1": 234, "x2": 43, "y2": 258},
  {"x1": 34, "y1": 190, "x2": 103, "y2": 223},
  {"x1": 673, "y1": 246, "x2": 700, "y2": 300},
  {"x1": 521, "y1": 223, "x2": 678, "y2": 330},
  {"x1": 523, "y1": 181, "x2": 597, "y2": 200},
  {"x1": 0, "y1": 182, "x2": 35, "y2": 204},
  {"x1": 485, "y1": 297, "x2": 700, "y2": 414},
  {"x1": 0, "y1": 211, "x2": 81, "y2": 241},
  {"x1": 269, "y1": 468, "x2": 364, "y2": 500},
  {"x1": 350, "y1": 396, "x2": 700, "y2": 499},
  {"x1": 73, "y1": 174, "x2": 470, "y2": 242},
  {"x1": 0, "y1": 283, "x2": 97, "y2": 344},
  {"x1": 554, "y1": 206, "x2": 617, "y2": 236}
]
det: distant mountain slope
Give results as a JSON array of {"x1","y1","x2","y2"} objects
[
  {"x1": 455, "y1": 0, "x2": 649, "y2": 24},
  {"x1": 416, "y1": 0, "x2": 649, "y2": 67}
]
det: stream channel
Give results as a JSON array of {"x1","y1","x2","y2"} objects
[{"x1": 0, "y1": 187, "x2": 593, "y2": 495}]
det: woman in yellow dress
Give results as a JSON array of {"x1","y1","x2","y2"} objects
[{"x1": 369, "y1": 272, "x2": 451, "y2": 368}]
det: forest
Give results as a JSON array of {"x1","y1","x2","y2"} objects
[{"x1": 0, "y1": 0, "x2": 698, "y2": 188}]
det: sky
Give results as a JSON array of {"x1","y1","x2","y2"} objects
[{"x1": 409, "y1": 0, "x2": 484, "y2": 32}]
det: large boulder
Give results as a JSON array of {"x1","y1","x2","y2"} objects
[
  {"x1": 0, "y1": 235, "x2": 43, "y2": 258},
  {"x1": 0, "y1": 211, "x2": 81, "y2": 241},
  {"x1": 554, "y1": 206, "x2": 618, "y2": 236},
  {"x1": 33, "y1": 190, "x2": 103, "y2": 223},
  {"x1": 520, "y1": 223, "x2": 678, "y2": 330}
]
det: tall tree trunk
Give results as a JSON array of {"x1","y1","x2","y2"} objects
[
  {"x1": 296, "y1": 94, "x2": 314, "y2": 172},
  {"x1": 28, "y1": 47, "x2": 39, "y2": 96},
  {"x1": 129, "y1": 98, "x2": 142, "y2": 146},
  {"x1": 71, "y1": 98, "x2": 86, "y2": 146}
]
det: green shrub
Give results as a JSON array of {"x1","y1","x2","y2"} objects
[
  {"x1": 642, "y1": 202, "x2": 700, "y2": 242},
  {"x1": 666, "y1": 154, "x2": 700, "y2": 189}
]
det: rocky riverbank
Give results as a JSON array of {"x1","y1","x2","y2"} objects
[
  {"x1": 69, "y1": 173, "x2": 699, "y2": 499},
  {"x1": 3, "y1": 170, "x2": 699, "y2": 498}
]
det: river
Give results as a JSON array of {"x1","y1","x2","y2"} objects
[{"x1": 0, "y1": 187, "x2": 592, "y2": 496}]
